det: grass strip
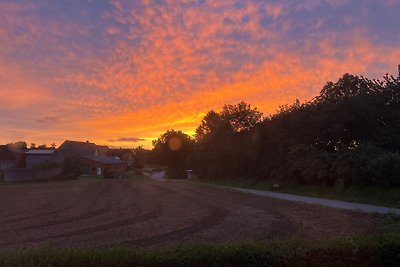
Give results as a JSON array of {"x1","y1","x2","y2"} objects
[
  {"x1": 204, "y1": 179, "x2": 400, "y2": 208},
  {"x1": 1, "y1": 234, "x2": 400, "y2": 267}
]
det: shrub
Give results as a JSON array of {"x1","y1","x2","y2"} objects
[
  {"x1": 284, "y1": 144, "x2": 333, "y2": 186},
  {"x1": 366, "y1": 152, "x2": 400, "y2": 187},
  {"x1": 329, "y1": 145, "x2": 385, "y2": 187}
]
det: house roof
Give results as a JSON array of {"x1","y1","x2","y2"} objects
[
  {"x1": 25, "y1": 149, "x2": 55, "y2": 155},
  {"x1": 96, "y1": 145, "x2": 111, "y2": 156},
  {"x1": 55, "y1": 140, "x2": 111, "y2": 159},
  {"x1": 83, "y1": 155, "x2": 127, "y2": 165},
  {"x1": 55, "y1": 140, "x2": 98, "y2": 158}
]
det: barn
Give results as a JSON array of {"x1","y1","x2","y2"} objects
[
  {"x1": 82, "y1": 155, "x2": 127, "y2": 178},
  {"x1": 25, "y1": 149, "x2": 56, "y2": 169}
]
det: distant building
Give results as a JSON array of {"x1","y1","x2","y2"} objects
[
  {"x1": 3, "y1": 148, "x2": 60, "y2": 182},
  {"x1": 25, "y1": 149, "x2": 56, "y2": 169},
  {"x1": 0, "y1": 147, "x2": 18, "y2": 170},
  {"x1": 54, "y1": 140, "x2": 128, "y2": 176},
  {"x1": 107, "y1": 148, "x2": 135, "y2": 167},
  {"x1": 82, "y1": 155, "x2": 127, "y2": 177},
  {"x1": 54, "y1": 140, "x2": 101, "y2": 161},
  {"x1": 3, "y1": 140, "x2": 129, "y2": 182}
]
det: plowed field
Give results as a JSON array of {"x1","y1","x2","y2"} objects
[{"x1": 0, "y1": 177, "x2": 379, "y2": 248}]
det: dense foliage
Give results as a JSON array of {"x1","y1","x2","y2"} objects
[
  {"x1": 152, "y1": 72, "x2": 400, "y2": 188},
  {"x1": 152, "y1": 130, "x2": 195, "y2": 178}
]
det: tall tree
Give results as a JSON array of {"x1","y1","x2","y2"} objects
[
  {"x1": 152, "y1": 130, "x2": 195, "y2": 170},
  {"x1": 221, "y1": 101, "x2": 263, "y2": 132},
  {"x1": 195, "y1": 102, "x2": 263, "y2": 142},
  {"x1": 195, "y1": 111, "x2": 231, "y2": 141},
  {"x1": 194, "y1": 102, "x2": 263, "y2": 180}
]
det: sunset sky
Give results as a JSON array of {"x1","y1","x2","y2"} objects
[{"x1": 1, "y1": 0, "x2": 400, "y2": 148}]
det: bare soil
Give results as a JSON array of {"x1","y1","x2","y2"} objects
[{"x1": 0, "y1": 177, "x2": 380, "y2": 249}]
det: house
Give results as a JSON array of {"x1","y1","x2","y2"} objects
[
  {"x1": 107, "y1": 148, "x2": 135, "y2": 167},
  {"x1": 25, "y1": 149, "x2": 56, "y2": 169},
  {"x1": 0, "y1": 146, "x2": 18, "y2": 170},
  {"x1": 3, "y1": 148, "x2": 60, "y2": 182},
  {"x1": 54, "y1": 140, "x2": 100, "y2": 160},
  {"x1": 96, "y1": 145, "x2": 112, "y2": 156},
  {"x1": 54, "y1": 140, "x2": 127, "y2": 176},
  {"x1": 82, "y1": 155, "x2": 127, "y2": 177},
  {"x1": 3, "y1": 140, "x2": 128, "y2": 182}
]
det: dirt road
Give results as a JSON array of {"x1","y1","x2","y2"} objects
[{"x1": 0, "y1": 177, "x2": 380, "y2": 249}]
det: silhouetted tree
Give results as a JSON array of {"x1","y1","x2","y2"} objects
[
  {"x1": 194, "y1": 102, "x2": 262, "y2": 180},
  {"x1": 195, "y1": 111, "x2": 230, "y2": 140},
  {"x1": 132, "y1": 146, "x2": 151, "y2": 169},
  {"x1": 190, "y1": 70, "x2": 400, "y2": 188},
  {"x1": 221, "y1": 101, "x2": 263, "y2": 132},
  {"x1": 152, "y1": 130, "x2": 195, "y2": 178}
]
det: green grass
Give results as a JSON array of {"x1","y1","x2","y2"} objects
[
  {"x1": 204, "y1": 179, "x2": 400, "y2": 208},
  {"x1": 377, "y1": 213, "x2": 400, "y2": 233},
  {"x1": 0, "y1": 234, "x2": 399, "y2": 267}
]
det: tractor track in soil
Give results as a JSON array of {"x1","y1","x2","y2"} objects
[{"x1": 0, "y1": 177, "x2": 379, "y2": 248}]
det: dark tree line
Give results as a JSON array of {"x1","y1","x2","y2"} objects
[{"x1": 152, "y1": 71, "x2": 400, "y2": 188}]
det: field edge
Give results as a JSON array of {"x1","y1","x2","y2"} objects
[{"x1": 1, "y1": 233, "x2": 400, "y2": 267}]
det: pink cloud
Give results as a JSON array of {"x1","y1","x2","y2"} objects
[{"x1": 0, "y1": 0, "x2": 399, "y2": 147}]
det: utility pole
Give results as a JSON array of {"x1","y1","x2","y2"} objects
[{"x1": 398, "y1": 64, "x2": 400, "y2": 77}]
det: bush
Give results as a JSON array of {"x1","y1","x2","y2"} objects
[
  {"x1": 366, "y1": 152, "x2": 400, "y2": 187},
  {"x1": 284, "y1": 144, "x2": 333, "y2": 186},
  {"x1": 329, "y1": 145, "x2": 384, "y2": 187},
  {"x1": 328, "y1": 146, "x2": 400, "y2": 188}
]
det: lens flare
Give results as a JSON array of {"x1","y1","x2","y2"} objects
[{"x1": 168, "y1": 137, "x2": 183, "y2": 151}]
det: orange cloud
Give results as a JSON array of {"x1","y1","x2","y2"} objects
[{"x1": 0, "y1": 0, "x2": 399, "y2": 148}]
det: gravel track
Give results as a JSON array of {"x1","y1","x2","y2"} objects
[{"x1": 0, "y1": 177, "x2": 379, "y2": 249}]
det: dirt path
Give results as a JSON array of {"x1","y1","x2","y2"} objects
[
  {"x1": 0, "y1": 178, "x2": 381, "y2": 249},
  {"x1": 228, "y1": 187, "x2": 400, "y2": 214}
]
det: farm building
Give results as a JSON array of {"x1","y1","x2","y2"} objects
[
  {"x1": 4, "y1": 149, "x2": 61, "y2": 182},
  {"x1": 0, "y1": 147, "x2": 18, "y2": 170},
  {"x1": 55, "y1": 140, "x2": 101, "y2": 159},
  {"x1": 107, "y1": 148, "x2": 135, "y2": 167},
  {"x1": 0, "y1": 145, "x2": 26, "y2": 170},
  {"x1": 82, "y1": 155, "x2": 127, "y2": 177},
  {"x1": 25, "y1": 149, "x2": 57, "y2": 169},
  {"x1": 3, "y1": 140, "x2": 129, "y2": 182},
  {"x1": 55, "y1": 140, "x2": 127, "y2": 177}
]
